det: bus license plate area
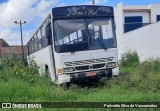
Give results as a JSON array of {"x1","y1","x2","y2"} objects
[{"x1": 86, "y1": 72, "x2": 96, "y2": 77}]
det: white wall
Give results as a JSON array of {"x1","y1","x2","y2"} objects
[
  {"x1": 115, "y1": 3, "x2": 160, "y2": 62},
  {"x1": 120, "y1": 22, "x2": 160, "y2": 62},
  {"x1": 150, "y1": 4, "x2": 160, "y2": 22},
  {"x1": 114, "y1": 3, "x2": 125, "y2": 59}
]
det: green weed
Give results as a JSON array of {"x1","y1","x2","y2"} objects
[
  {"x1": 0, "y1": 56, "x2": 160, "y2": 111},
  {"x1": 121, "y1": 51, "x2": 139, "y2": 67}
]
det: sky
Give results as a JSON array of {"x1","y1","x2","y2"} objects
[{"x1": 0, "y1": 0, "x2": 160, "y2": 45}]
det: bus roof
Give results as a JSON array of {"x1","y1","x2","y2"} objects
[{"x1": 52, "y1": 5, "x2": 114, "y2": 19}]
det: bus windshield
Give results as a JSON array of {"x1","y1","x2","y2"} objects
[{"x1": 54, "y1": 18, "x2": 116, "y2": 53}]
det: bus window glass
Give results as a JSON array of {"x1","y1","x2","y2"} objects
[
  {"x1": 37, "y1": 30, "x2": 41, "y2": 40},
  {"x1": 54, "y1": 19, "x2": 86, "y2": 46},
  {"x1": 27, "y1": 46, "x2": 31, "y2": 55},
  {"x1": 31, "y1": 38, "x2": 34, "y2": 45},
  {"x1": 42, "y1": 37, "x2": 48, "y2": 48},
  {"x1": 30, "y1": 45, "x2": 34, "y2": 53},
  {"x1": 37, "y1": 39, "x2": 42, "y2": 50},
  {"x1": 42, "y1": 23, "x2": 46, "y2": 37},
  {"x1": 33, "y1": 35, "x2": 37, "y2": 44},
  {"x1": 87, "y1": 18, "x2": 116, "y2": 49},
  {"x1": 34, "y1": 43, "x2": 38, "y2": 52}
]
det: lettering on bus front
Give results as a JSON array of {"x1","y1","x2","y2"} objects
[
  {"x1": 52, "y1": 6, "x2": 113, "y2": 18},
  {"x1": 67, "y1": 7, "x2": 113, "y2": 16}
]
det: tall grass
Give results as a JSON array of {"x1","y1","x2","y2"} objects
[
  {"x1": 121, "y1": 51, "x2": 139, "y2": 67},
  {"x1": 0, "y1": 54, "x2": 160, "y2": 110}
]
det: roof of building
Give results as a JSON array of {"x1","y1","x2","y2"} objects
[{"x1": 0, "y1": 39, "x2": 9, "y2": 47}]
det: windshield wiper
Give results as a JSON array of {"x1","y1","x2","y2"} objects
[{"x1": 97, "y1": 37, "x2": 108, "y2": 50}]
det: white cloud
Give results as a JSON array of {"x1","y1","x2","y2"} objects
[
  {"x1": 0, "y1": 0, "x2": 36, "y2": 28},
  {"x1": 0, "y1": 28, "x2": 19, "y2": 45},
  {"x1": 36, "y1": 0, "x2": 52, "y2": 12},
  {"x1": 0, "y1": 0, "x2": 108, "y2": 45},
  {"x1": 0, "y1": 0, "x2": 60, "y2": 45},
  {"x1": 0, "y1": 0, "x2": 59, "y2": 28}
]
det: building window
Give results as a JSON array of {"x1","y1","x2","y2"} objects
[
  {"x1": 157, "y1": 15, "x2": 160, "y2": 22},
  {"x1": 124, "y1": 16, "x2": 143, "y2": 33},
  {"x1": 125, "y1": 16, "x2": 142, "y2": 23}
]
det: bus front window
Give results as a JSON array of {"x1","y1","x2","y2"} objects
[
  {"x1": 54, "y1": 19, "x2": 88, "y2": 53},
  {"x1": 54, "y1": 18, "x2": 116, "y2": 53},
  {"x1": 87, "y1": 18, "x2": 116, "y2": 50}
]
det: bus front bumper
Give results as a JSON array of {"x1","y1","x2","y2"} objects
[
  {"x1": 70, "y1": 69, "x2": 111, "y2": 82},
  {"x1": 56, "y1": 67, "x2": 119, "y2": 84}
]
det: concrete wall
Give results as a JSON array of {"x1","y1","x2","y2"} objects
[
  {"x1": 0, "y1": 39, "x2": 27, "y2": 59},
  {"x1": 114, "y1": 3, "x2": 125, "y2": 59},
  {"x1": 150, "y1": 4, "x2": 160, "y2": 22},
  {"x1": 122, "y1": 22, "x2": 160, "y2": 62},
  {"x1": 1, "y1": 46, "x2": 27, "y2": 59},
  {"x1": 115, "y1": 3, "x2": 160, "y2": 62}
]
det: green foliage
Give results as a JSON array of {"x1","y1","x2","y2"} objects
[
  {"x1": 1, "y1": 57, "x2": 39, "y2": 84},
  {"x1": 100, "y1": 58, "x2": 160, "y2": 93},
  {"x1": 0, "y1": 56, "x2": 160, "y2": 111},
  {"x1": 140, "y1": 58, "x2": 160, "y2": 73},
  {"x1": 121, "y1": 51, "x2": 139, "y2": 67}
]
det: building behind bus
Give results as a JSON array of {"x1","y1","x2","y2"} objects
[{"x1": 0, "y1": 39, "x2": 27, "y2": 60}]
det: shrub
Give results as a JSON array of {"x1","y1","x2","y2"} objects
[
  {"x1": 116, "y1": 58, "x2": 160, "y2": 93},
  {"x1": 1, "y1": 57, "x2": 40, "y2": 84},
  {"x1": 98, "y1": 77, "x2": 113, "y2": 87},
  {"x1": 140, "y1": 58, "x2": 160, "y2": 73},
  {"x1": 121, "y1": 51, "x2": 139, "y2": 67}
]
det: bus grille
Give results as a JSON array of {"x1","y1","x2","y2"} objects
[
  {"x1": 64, "y1": 57, "x2": 114, "y2": 66},
  {"x1": 93, "y1": 63, "x2": 106, "y2": 69},
  {"x1": 73, "y1": 63, "x2": 106, "y2": 71},
  {"x1": 75, "y1": 65, "x2": 89, "y2": 71}
]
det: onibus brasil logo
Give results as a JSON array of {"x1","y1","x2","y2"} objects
[{"x1": 1, "y1": 103, "x2": 42, "y2": 108}]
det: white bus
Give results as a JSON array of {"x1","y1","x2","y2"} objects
[{"x1": 26, "y1": 5, "x2": 119, "y2": 84}]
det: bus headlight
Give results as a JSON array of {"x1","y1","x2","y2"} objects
[
  {"x1": 57, "y1": 68, "x2": 63, "y2": 74},
  {"x1": 107, "y1": 62, "x2": 116, "y2": 67},
  {"x1": 63, "y1": 68, "x2": 74, "y2": 72}
]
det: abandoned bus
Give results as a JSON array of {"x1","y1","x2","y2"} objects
[{"x1": 26, "y1": 5, "x2": 119, "y2": 84}]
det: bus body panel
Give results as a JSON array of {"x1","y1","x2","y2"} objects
[
  {"x1": 61, "y1": 49, "x2": 117, "y2": 67},
  {"x1": 27, "y1": 46, "x2": 56, "y2": 81},
  {"x1": 53, "y1": 48, "x2": 118, "y2": 84},
  {"x1": 54, "y1": 48, "x2": 117, "y2": 72}
]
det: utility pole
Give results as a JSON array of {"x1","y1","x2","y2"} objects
[
  {"x1": 14, "y1": 20, "x2": 26, "y2": 66},
  {"x1": 92, "y1": 0, "x2": 95, "y2": 5}
]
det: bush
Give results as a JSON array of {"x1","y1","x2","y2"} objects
[
  {"x1": 117, "y1": 58, "x2": 160, "y2": 93},
  {"x1": 121, "y1": 51, "x2": 139, "y2": 67},
  {"x1": 1, "y1": 57, "x2": 40, "y2": 84},
  {"x1": 140, "y1": 58, "x2": 160, "y2": 73}
]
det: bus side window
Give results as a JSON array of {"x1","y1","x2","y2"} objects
[
  {"x1": 41, "y1": 22, "x2": 49, "y2": 48},
  {"x1": 37, "y1": 29, "x2": 42, "y2": 50},
  {"x1": 45, "y1": 24, "x2": 52, "y2": 45}
]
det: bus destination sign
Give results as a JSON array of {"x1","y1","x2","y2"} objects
[{"x1": 52, "y1": 6, "x2": 113, "y2": 18}]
